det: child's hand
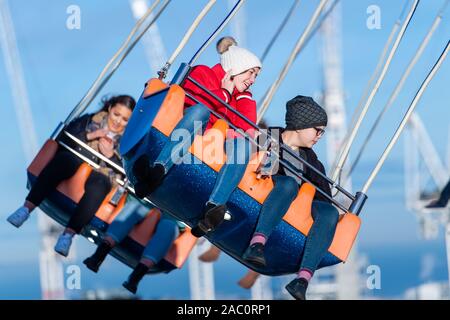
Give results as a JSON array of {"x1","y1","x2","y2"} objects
[
  {"x1": 87, "y1": 128, "x2": 108, "y2": 140},
  {"x1": 255, "y1": 159, "x2": 271, "y2": 180},
  {"x1": 221, "y1": 70, "x2": 235, "y2": 94},
  {"x1": 98, "y1": 137, "x2": 114, "y2": 158}
]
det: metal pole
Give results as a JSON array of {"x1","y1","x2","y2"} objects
[
  {"x1": 257, "y1": 0, "x2": 340, "y2": 123},
  {"x1": 64, "y1": 0, "x2": 170, "y2": 124},
  {"x1": 260, "y1": 0, "x2": 302, "y2": 63},
  {"x1": 188, "y1": 0, "x2": 246, "y2": 66},
  {"x1": 158, "y1": 0, "x2": 217, "y2": 79},
  {"x1": 331, "y1": 0, "x2": 420, "y2": 181},
  {"x1": 257, "y1": 0, "x2": 329, "y2": 123},
  {"x1": 344, "y1": 0, "x2": 411, "y2": 133},
  {"x1": 129, "y1": 0, "x2": 168, "y2": 76},
  {"x1": 348, "y1": 1, "x2": 448, "y2": 175},
  {"x1": 0, "y1": 0, "x2": 65, "y2": 299},
  {"x1": 362, "y1": 40, "x2": 449, "y2": 194}
]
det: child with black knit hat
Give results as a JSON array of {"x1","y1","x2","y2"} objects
[{"x1": 242, "y1": 95, "x2": 339, "y2": 300}]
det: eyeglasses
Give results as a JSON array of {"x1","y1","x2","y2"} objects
[{"x1": 313, "y1": 127, "x2": 325, "y2": 137}]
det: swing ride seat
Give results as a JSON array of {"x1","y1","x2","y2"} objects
[
  {"x1": 26, "y1": 139, "x2": 197, "y2": 274},
  {"x1": 120, "y1": 74, "x2": 362, "y2": 276}
]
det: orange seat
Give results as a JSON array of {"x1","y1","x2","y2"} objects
[
  {"x1": 29, "y1": 139, "x2": 195, "y2": 269},
  {"x1": 27, "y1": 140, "x2": 127, "y2": 222},
  {"x1": 28, "y1": 139, "x2": 59, "y2": 177},
  {"x1": 146, "y1": 78, "x2": 185, "y2": 137},
  {"x1": 189, "y1": 119, "x2": 228, "y2": 172},
  {"x1": 126, "y1": 207, "x2": 197, "y2": 269},
  {"x1": 94, "y1": 186, "x2": 127, "y2": 224}
]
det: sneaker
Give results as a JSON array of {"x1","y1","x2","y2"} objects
[
  {"x1": 242, "y1": 243, "x2": 266, "y2": 267},
  {"x1": 7, "y1": 206, "x2": 30, "y2": 228},
  {"x1": 54, "y1": 233, "x2": 73, "y2": 257},
  {"x1": 285, "y1": 278, "x2": 309, "y2": 300}
]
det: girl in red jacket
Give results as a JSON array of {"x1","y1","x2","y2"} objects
[{"x1": 133, "y1": 37, "x2": 261, "y2": 237}]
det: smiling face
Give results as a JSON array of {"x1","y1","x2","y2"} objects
[
  {"x1": 107, "y1": 103, "x2": 132, "y2": 133},
  {"x1": 232, "y1": 67, "x2": 260, "y2": 92}
]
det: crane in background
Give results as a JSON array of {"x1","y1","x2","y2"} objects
[
  {"x1": 0, "y1": 0, "x2": 65, "y2": 300},
  {"x1": 404, "y1": 112, "x2": 450, "y2": 292},
  {"x1": 314, "y1": 1, "x2": 365, "y2": 299}
]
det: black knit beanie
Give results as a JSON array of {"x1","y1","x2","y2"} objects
[{"x1": 285, "y1": 95, "x2": 327, "y2": 130}]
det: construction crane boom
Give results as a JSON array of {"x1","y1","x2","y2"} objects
[{"x1": 0, "y1": 0, "x2": 65, "y2": 300}]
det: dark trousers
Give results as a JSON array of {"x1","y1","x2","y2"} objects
[{"x1": 26, "y1": 150, "x2": 112, "y2": 233}]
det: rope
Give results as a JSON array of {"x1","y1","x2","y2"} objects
[
  {"x1": 189, "y1": 0, "x2": 246, "y2": 66},
  {"x1": 331, "y1": 0, "x2": 420, "y2": 182},
  {"x1": 64, "y1": 0, "x2": 170, "y2": 124},
  {"x1": 347, "y1": 0, "x2": 448, "y2": 176},
  {"x1": 260, "y1": 0, "x2": 301, "y2": 63},
  {"x1": 362, "y1": 40, "x2": 449, "y2": 193},
  {"x1": 158, "y1": 0, "x2": 217, "y2": 79},
  {"x1": 257, "y1": 0, "x2": 330, "y2": 123}
]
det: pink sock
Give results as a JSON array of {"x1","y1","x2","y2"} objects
[
  {"x1": 250, "y1": 233, "x2": 267, "y2": 246},
  {"x1": 297, "y1": 269, "x2": 313, "y2": 282}
]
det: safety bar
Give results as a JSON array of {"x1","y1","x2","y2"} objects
[
  {"x1": 173, "y1": 64, "x2": 355, "y2": 201},
  {"x1": 185, "y1": 90, "x2": 350, "y2": 212},
  {"x1": 60, "y1": 131, "x2": 126, "y2": 175}
]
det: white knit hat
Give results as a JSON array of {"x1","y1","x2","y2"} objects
[{"x1": 220, "y1": 45, "x2": 262, "y2": 76}]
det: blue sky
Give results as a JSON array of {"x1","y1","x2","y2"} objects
[{"x1": 0, "y1": 0, "x2": 449, "y2": 299}]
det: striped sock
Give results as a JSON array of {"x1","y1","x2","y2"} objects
[
  {"x1": 250, "y1": 233, "x2": 267, "y2": 246},
  {"x1": 297, "y1": 269, "x2": 313, "y2": 282}
]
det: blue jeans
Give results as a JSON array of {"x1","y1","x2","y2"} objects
[
  {"x1": 154, "y1": 103, "x2": 252, "y2": 207},
  {"x1": 208, "y1": 137, "x2": 252, "y2": 205},
  {"x1": 254, "y1": 175, "x2": 299, "y2": 237},
  {"x1": 106, "y1": 202, "x2": 179, "y2": 264},
  {"x1": 154, "y1": 104, "x2": 210, "y2": 172},
  {"x1": 300, "y1": 201, "x2": 339, "y2": 273}
]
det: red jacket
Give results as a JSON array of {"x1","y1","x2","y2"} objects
[{"x1": 182, "y1": 63, "x2": 257, "y2": 137}]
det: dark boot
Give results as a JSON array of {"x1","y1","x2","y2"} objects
[
  {"x1": 242, "y1": 243, "x2": 266, "y2": 267},
  {"x1": 133, "y1": 155, "x2": 151, "y2": 199},
  {"x1": 83, "y1": 241, "x2": 112, "y2": 273},
  {"x1": 133, "y1": 155, "x2": 150, "y2": 180},
  {"x1": 191, "y1": 203, "x2": 227, "y2": 237},
  {"x1": 285, "y1": 278, "x2": 309, "y2": 300},
  {"x1": 145, "y1": 164, "x2": 166, "y2": 192},
  {"x1": 132, "y1": 155, "x2": 166, "y2": 199},
  {"x1": 122, "y1": 263, "x2": 149, "y2": 294}
]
